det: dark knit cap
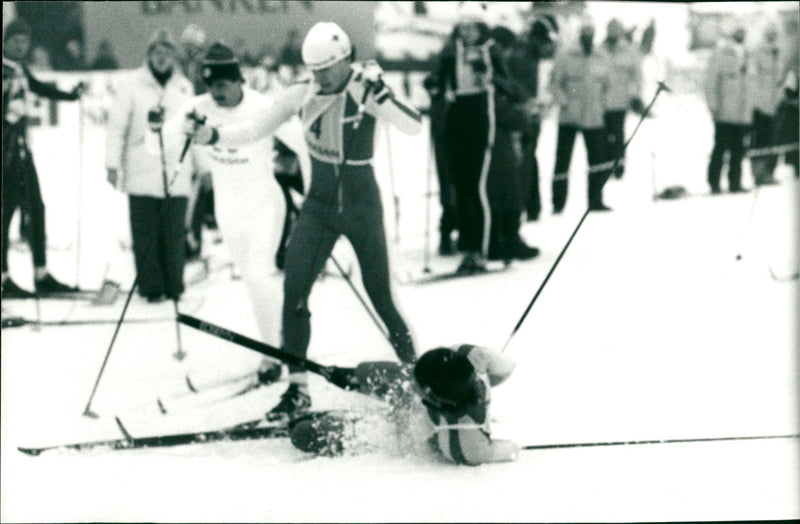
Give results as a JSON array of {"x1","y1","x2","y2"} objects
[
  {"x1": 414, "y1": 348, "x2": 476, "y2": 405},
  {"x1": 201, "y1": 42, "x2": 243, "y2": 84},
  {"x1": 4, "y1": 19, "x2": 32, "y2": 42}
]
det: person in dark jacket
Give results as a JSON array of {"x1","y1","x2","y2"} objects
[
  {"x1": 2, "y1": 19, "x2": 85, "y2": 298},
  {"x1": 423, "y1": 69, "x2": 458, "y2": 256},
  {"x1": 436, "y1": 3, "x2": 508, "y2": 273},
  {"x1": 505, "y1": 16, "x2": 558, "y2": 222},
  {"x1": 485, "y1": 26, "x2": 539, "y2": 263}
]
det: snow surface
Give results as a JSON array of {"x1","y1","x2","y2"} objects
[{"x1": 2, "y1": 74, "x2": 799, "y2": 522}]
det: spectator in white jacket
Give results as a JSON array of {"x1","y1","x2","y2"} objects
[
  {"x1": 105, "y1": 28, "x2": 194, "y2": 302},
  {"x1": 704, "y1": 25, "x2": 752, "y2": 194}
]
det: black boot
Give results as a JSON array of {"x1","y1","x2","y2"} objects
[
  {"x1": 266, "y1": 383, "x2": 311, "y2": 421},
  {"x1": 1, "y1": 278, "x2": 34, "y2": 299},
  {"x1": 35, "y1": 273, "x2": 79, "y2": 294},
  {"x1": 438, "y1": 231, "x2": 456, "y2": 256}
]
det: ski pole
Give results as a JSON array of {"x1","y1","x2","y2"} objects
[
  {"x1": 384, "y1": 122, "x2": 401, "y2": 244},
  {"x1": 156, "y1": 124, "x2": 187, "y2": 361},
  {"x1": 501, "y1": 82, "x2": 670, "y2": 353},
  {"x1": 75, "y1": 96, "x2": 84, "y2": 288},
  {"x1": 734, "y1": 185, "x2": 761, "y2": 261},
  {"x1": 178, "y1": 313, "x2": 358, "y2": 390},
  {"x1": 423, "y1": 126, "x2": 435, "y2": 273},
  {"x1": 83, "y1": 114, "x2": 201, "y2": 418},
  {"x1": 329, "y1": 254, "x2": 390, "y2": 340}
]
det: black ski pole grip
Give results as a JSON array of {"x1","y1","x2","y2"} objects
[
  {"x1": 177, "y1": 313, "x2": 337, "y2": 380},
  {"x1": 180, "y1": 112, "x2": 207, "y2": 162}
]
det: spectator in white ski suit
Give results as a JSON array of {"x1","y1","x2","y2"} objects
[
  {"x1": 173, "y1": 42, "x2": 309, "y2": 363},
  {"x1": 703, "y1": 26, "x2": 752, "y2": 193},
  {"x1": 748, "y1": 22, "x2": 784, "y2": 185},
  {"x1": 599, "y1": 18, "x2": 643, "y2": 180},
  {"x1": 105, "y1": 28, "x2": 194, "y2": 302},
  {"x1": 549, "y1": 17, "x2": 613, "y2": 212}
]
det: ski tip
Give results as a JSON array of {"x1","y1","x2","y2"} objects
[
  {"x1": 185, "y1": 375, "x2": 198, "y2": 393},
  {"x1": 17, "y1": 447, "x2": 42, "y2": 456},
  {"x1": 157, "y1": 397, "x2": 167, "y2": 414}
]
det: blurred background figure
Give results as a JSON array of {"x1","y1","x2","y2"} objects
[
  {"x1": 89, "y1": 38, "x2": 119, "y2": 70},
  {"x1": 29, "y1": 45, "x2": 52, "y2": 71},
  {"x1": 549, "y1": 15, "x2": 613, "y2": 213},
  {"x1": 600, "y1": 18, "x2": 643, "y2": 180},
  {"x1": 703, "y1": 23, "x2": 751, "y2": 194},
  {"x1": 53, "y1": 37, "x2": 84, "y2": 71},
  {"x1": 279, "y1": 28, "x2": 303, "y2": 75},
  {"x1": 505, "y1": 14, "x2": 558, "y2": 222},
  {"x1": 2, "y1": 18, "x2": 85, "y2": 298},
  {"x1": 748, "y1": 21, "x2": 783, "y2": 186},
  {"x1": 772, "y1": 69, "x2": 798, "y2": 178},
  {"x1": 423, "y1": 65, "x2": 459, "y2": 256},
  {"x1": 484, "y1": 25, "x2": 539, "y2": 264},
  {"x1": 179, "y1": 23, "x2": 208, "y2": 95},
  {"x1": 435, "y1": 2, "x2": 508, "y2": 273},
  {"x1": 104, "y1": 28, "x2": 193, "y2": 303}
]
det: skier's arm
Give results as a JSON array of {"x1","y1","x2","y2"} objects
[
  {"x1": 208, "y1": 83, "x2": 306, "y2": 146},
  {"x1": 361, "y1": 62, "x2": 422, "y2": 135},
  {"x1": 460, "y1": 345, "x2": 515, "y2": 387},
  {"x1": 458, "y1": 431, "x2": 520, "y2": 465},
  {"x1": 704, "y1": 50, "x2": 720, "y2": 118},
  {"x1": 105, "y1": 73, "x2": 134, "y2": 186},
  {"x1": 24, "y1": 66, "x2": 81, "y2": 101},
  {"x1": 549, "y1": 52, "x2": 568, "y2": 107},
  {"x1": 274, "y1": 115, "x2": 311, "y2": 192}
]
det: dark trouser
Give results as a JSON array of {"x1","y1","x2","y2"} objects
[
  {"x1": 750, "y1": 109, "x2": 778, "y2": 184},
  {"x1": 282, "y1": 169, "x2": 415, "y2": 373},
  {"x1": 445, "y1": 94, "x2": 492, "y2": 254},
  {"x1": 773, "y1": 100, "x2": 799, "y2": 175},
  {"x1": 708, "y1": 122, "x2": 749, "y2": 191},
  {"x1": 604, "y1": 110, "x2": 626, "y2": 178},
  {"x1": 2, "y1": 130, "x2": 47, "y2": 273},
  {"x1": 274, "y1": 171, "x2": 302, "y2": 270},
  {"x1": 129, "y1": 195, "x2": 187, "y2": 299},
  {"x1": 430, "y1": 96, "x2": 458, "y2": 241},
  {"x1": 552, "y1": 125, "x2": 611, "y2": 212},
  {"x1": 520, "y1": 122, "x2": 541, "y2": 220}
]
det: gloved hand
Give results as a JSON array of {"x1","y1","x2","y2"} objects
[
  {"x1": 182, "y1": 111, "x2": 215, "y2": 145},
  {"x1": 362, "y1": 59, "x2": 392, "y2": 103},
  {"x1": 630, "y1": 97, "x2": 645, "y2": 114},
  {"x1": 148, "y1": 105, "x2": 165, "y2": 132},
  {"x1": 327, "y1": 366, "x2": 360, "y2": 391},
  {"x1": 106, "y1": 167, "x2": 119, "y2": 188},
  {"x1": 70, "y1": 81, "x2": 87, "y2": 99}
]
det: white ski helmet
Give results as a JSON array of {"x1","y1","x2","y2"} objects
[{"x1": 301, "y1": 22, "x2": 352, "y2": 71}]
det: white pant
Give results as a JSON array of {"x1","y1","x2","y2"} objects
[{"x1": 213, "y1": 172, "x2": 285, "y2": 348}]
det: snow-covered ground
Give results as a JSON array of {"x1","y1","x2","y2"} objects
[{"x1": 2, "y1": 85, "x2": 798, "y2": 522}]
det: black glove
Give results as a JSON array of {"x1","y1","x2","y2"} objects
[
  {"x1": 148, "y1": 105, "x2": 165, "y2": 132},
  {"x1": 70, "y1": 81, "x2": 87, "y2": 100},
  {"x1": 327, "y1": 367, "x2": 360, "y2": 391},
  {"x1": 630, "y1": 97, "x2": 645, "y2": 114}
]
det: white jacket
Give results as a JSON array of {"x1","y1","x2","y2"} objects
[{"x1": 105, "y1": 66, "x2": 194, "y2": 197}]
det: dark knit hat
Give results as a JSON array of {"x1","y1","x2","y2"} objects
[
  {"x1": 414, "y1": 347, "x2": 476, "y2": 406},
  {"x1": 201, "y1": 42, "x2": 243, "y2": 84},
  {"x1": 4, "y1": 19, "x2": 32, "y2": 42}
]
